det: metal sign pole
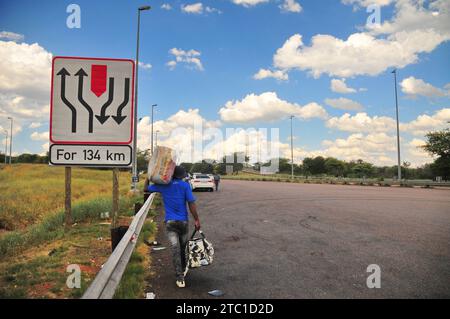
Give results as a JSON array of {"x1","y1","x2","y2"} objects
[
  {"x1": 112, "y1": 168, "x2": 119, "y2": 229},
  {"x1": 65, "y1": 167, "x2": 72, "y2": 230}
]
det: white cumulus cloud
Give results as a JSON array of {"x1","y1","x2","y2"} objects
[
  {"x1": 167, "y1": 48, "x2": 204, "y2": 71},
  {"x1": 325, "y1": 97, "x2": 364, "y2": 111},
  {"x1": 219, "y1": 92, "x2": 328, "y2": 124},
  {"x1": 0, "y1": 31, "x2": 25, "y2": 42},
  {"x1": 253, "y1": 68, "x2": 288, "y2": 81},
  {"x1": 342, "y1": 0, "x2": 393, "y2": 9},
  {"x1": 0, "y1": 39, "x2": 52, "y2": 135},
  {"x1": 273, "y1": 30, "x2": 447, "y2": 78},
  {"x1": 181, "y1": 3, "x2": 204, "y2": 14},
  {"x1": 265, "y1": 1, "x2": 450, "y2": 79},
  {"x1": 29, "y1": 122, "x2": 42, "y2": 129},
  {"x1": 331, "y1": 78, "x2": 357, "y2": 94},
  {"x1": 401, "y1": 108, "x2": 450, "y2": 136},
  {"x1": 326, "y1": 108, "x2": 450, "y2": 137},
  {"x1": 326, "y1": 112, "x2": 396, "y2": 133},
  {"x1": 280, "y1": 0, "x2": 302, "y2": 13},
  {"x1": 400, "y1": 76, "x2": 447, "y2": 98},
  {"x1": 138, "y1": 61, "x2": 152, "y2": 70},
  {"x1": 30, "y1": 131, "x2": 49, "y2": 141},
  {"x1": 231, "y1": 0, "x2": 269, "y2": 7}
]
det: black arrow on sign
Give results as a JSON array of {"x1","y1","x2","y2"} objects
[
  {"x1": 95, "y1": 77, "x2": 114, "y2": 124},
  {"x1": 112, "y1": 78, "x2": 130, "y2": 125},
  {"x1": 57, "y1": 68, "x2": 77, "y2": 133},
  {"x1": 75, "y1": 68, "x2": 94, "y2": 133}
]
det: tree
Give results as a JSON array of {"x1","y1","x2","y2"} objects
[
  {"x1": 214, "y1": 162, "x2": 227, "y2": 175},
  {"x1": 430, "y1": 157, "x2": 450, "y2": 180},
  {"x1": 422, "y1": 129, "x2": 450, "y2": 180},
  {"x1": 351, "y1": 161, "x2": 374, "y2": 178},
  {"x1": 302, "y1": 157, "x2": 314, "y2": 177},
  {"x1": 310, "y1": 156, "x2": 326, "y2": 175},
  {"x1": 218, "y1": 153, "x2": 244, "y2": 174},
  {"x1": 180, "y1": 162, "x2": 193, "y2": 173},
  {"x1": 136, "y1": 149, "x2": 150, "y2": 172},
  {"x1": 191, "y1": 161, "x2": 214, "y2": 174},
  {"x1": 277, "y1": 158, "x2": 292, "y2": 174},
  {"x1": 324, "y1": 157, "x2": 345, "y2": 177},
  {"x1": 422, "y1": 129, "x2": 450, "y2": 157}
]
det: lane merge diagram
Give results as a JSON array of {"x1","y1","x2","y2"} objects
[{"x1": 49, "y1": 57, "x2": 135, "y2": 167}]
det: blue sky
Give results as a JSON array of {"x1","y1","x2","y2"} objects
[{"x1": 0, "y1": 0, "x2": 449, "y2": 166}]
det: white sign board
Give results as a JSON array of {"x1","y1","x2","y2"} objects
[{"x1": 49, "y1": 56, "x2": 135, "y2": 167}]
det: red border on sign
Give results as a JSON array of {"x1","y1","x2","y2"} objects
[{"x1": 50, "y1": 56, "x2": 135, "y2": 145}]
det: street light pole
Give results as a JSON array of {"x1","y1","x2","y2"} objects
[
  {"x1": 8, "y1": 117, "x2": 13, "y2": 165},
  {"x1": 290, "y1": 115, "x2": 294, "y2": 179},
  {"x1": 151, "y1": 104, "x2": 157, "y2": 155},
  {"x1": 392, "y1": 69, "x2": 402, "y2": 181},
  {"x1": 132, "y1": 5, "x2": 151, "y2": 191},
  {"x1": 3, "y1": 130, "x2": 7, "y2": 164}
]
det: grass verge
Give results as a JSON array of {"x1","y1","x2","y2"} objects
[
  {"x1": 0, "y1": 191, "x2": 155, "y2": 299},
  {"x1": 113, "y1": 195, "x2": 160, "y2": 299}
]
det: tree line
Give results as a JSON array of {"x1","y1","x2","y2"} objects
[{"x1": 3, "y1": 129, "x2": 448, "y2": 180}]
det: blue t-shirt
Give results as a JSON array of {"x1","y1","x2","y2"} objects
[{"x1": 148, "y1": 179, "x2": 196, "y2": 222}]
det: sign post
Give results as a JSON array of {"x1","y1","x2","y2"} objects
[
  {"x1": 112, "y1": 168, "x2": 119, "y2": 229},
  {"x1": 65, "y1": 167, "x2": 72, "y2": 230},
  {"x1": 49, "y1": 56, "x2": 135, "y2": 237}
]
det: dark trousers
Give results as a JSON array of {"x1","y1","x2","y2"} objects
[
  {"x1": 165, "y1": 220, "x2": 189, "y2": 280},
  {"x1": 214, "y1": 180, "x2": 219, "y2": 191}
]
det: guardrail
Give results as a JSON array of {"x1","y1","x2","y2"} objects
[{"x1": 82, "y1": 193, "x2": 155, "y2": 299}]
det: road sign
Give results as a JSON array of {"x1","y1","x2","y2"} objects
[{"x1": 49, "y1": 56, "x2": 135, "y2": 167}]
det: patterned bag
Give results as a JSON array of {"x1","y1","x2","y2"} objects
[{"x1": 185, "y1": 230, "x2": 214, "y2": 268}]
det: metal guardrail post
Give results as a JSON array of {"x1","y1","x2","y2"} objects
[{"x1": 82, "y1": 193, "x2": 155, "y2": 299}]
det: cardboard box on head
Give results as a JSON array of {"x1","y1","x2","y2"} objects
[{"x1": 147, "y1": 146, "x2": 177, "y2": 184}]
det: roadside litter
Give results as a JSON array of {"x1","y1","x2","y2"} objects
[
  {"x1": 146, "y1": 292, "x2": 156, "y2": 299},
  {"x1": 208, "y1": 290, "x2": 224, "y2": 297},
  {"x1": 100, "y1": 211, "x2": 110, "y2": 219},
  {"x1": 152, "y1": 246, "x2": 167, "y2": 251},
  {"x1": 144, "y1": 239, "x2": 160, "y2": 247}
]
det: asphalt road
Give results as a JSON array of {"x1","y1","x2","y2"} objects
[{"x1": 146, "y1": 180, "x2": 450, "y2": 299}]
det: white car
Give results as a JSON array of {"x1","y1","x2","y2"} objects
[{"x1": 190, "y1": 174, "x2": 215, "y2": 192}]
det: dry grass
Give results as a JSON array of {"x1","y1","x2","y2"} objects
[
  {"x1": 0, "y1": 163, "x2": 158, "y2": 299},
  {"x1": 0, "y1": 164, "x2": 132, "y2": 231}
]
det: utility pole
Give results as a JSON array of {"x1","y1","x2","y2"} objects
[
  {"x1": 290, "y1": 115, "x2": 294, "y2": 179},
  {"x1": 8, "y1": 117, "x2": 12, "y2": 164},
  {"x1": 151, "y1": 104, "x2": 157, "y2": 155},
  {"x1": 392, "y1": 69, "x2": 402, "y2": 181},
  {"x1": 131, "y1": 5, "x2": 151, "y2": 191}
]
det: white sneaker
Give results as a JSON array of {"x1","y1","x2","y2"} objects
[{"x1": 176, "y1": 280, "x2": 186, "y2": 288}]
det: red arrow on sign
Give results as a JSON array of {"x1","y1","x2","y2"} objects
[{"x1": 90, "y1": 65, "x2": 107, "y2": 97}]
